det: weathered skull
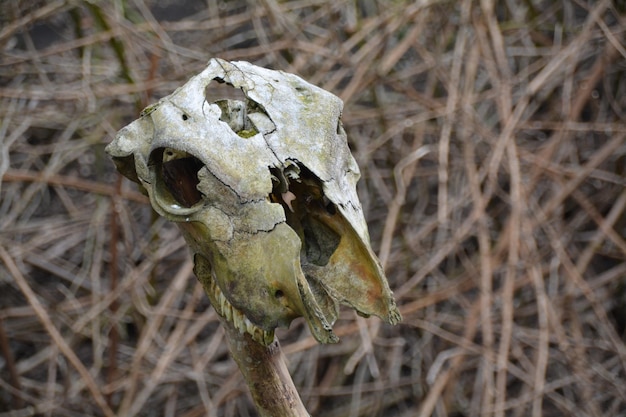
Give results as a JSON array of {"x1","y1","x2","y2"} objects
[{"x1": 106, "y1": 58, "x2": 401, "y2": 345}]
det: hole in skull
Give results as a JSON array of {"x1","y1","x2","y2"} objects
[
  {"x1": 324, "y1": 199, "x2": 337, "y2": 215},
  {"x1": 274, "y1": 289, "x2": 284, "y2": 299},
  {"x1": 302, "y1": 216, "x2": 340, "y2": 266},
  {"x1": 205, "y1": 78, "x2": 260, "y2": 138},
  {"x1": 151, "y1": 147, "x2": 204, "y2": 208},
  {"x1": 205, "y1": 78, "x2": 247, "y2": 102},
  {"x1": 182, "y1": 114, "x2": 189, "y2": 121},
  {"x1": 269, "y1": 163, "x2": 341, "y2": 267}
]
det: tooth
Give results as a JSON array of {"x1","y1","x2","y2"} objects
[
  {"x1": 262, "y1": 330, "x2": 274, "y2": 345},
  {"x1": 203, "y1": 270, "x2": 275, "y2": 345},
  {"x1": 233, "y1": 311, "x2": 244, "y2": 334},
  {"x1": 244, "y1": 317, "x2": 256, "y2": 335},
  {"x1": 219, "y1": 293, "x2": 229, "y2": 317},
  {"x1": 252, "y1": 328, "x2": 264, "y2": 345}
]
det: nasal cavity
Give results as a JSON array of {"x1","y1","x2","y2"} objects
[
  {"x1": 151, "y1": 147, "x2": 204, "y2": 208},
  {"x1": 206, "y1": 78, "x2": 259, "y2": 139}
]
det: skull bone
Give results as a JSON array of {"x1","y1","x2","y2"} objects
[{"x1": 106, "y1": 58, "x2": 401, "y2": 345}]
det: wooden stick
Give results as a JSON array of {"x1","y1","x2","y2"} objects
[
  {"x1": 216, "y1": 313, "x2": 310, "y2": 417},
  {"x1": 192, "y1": 251, "x2": 310, "y2": 416}
]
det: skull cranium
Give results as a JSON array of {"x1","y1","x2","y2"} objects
[{"x1": 106, "y1": 58, "x2": 401, "y2": 345}]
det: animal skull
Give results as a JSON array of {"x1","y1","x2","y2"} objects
[{"x1": 106, "y1": 58, "x2": 401, "y2": 345}]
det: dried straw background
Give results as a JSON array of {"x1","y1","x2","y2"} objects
[{"x1": 1, "y1": 1, "x2": 626, "y2": 416}]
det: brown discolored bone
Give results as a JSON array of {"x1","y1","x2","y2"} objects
[{"x1": 106, "y1": 58, "x2": 400, "y2": 345}]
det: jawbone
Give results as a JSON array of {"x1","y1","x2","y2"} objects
[{"x1": 194, "y1": 253, "x2": 275, "y2": 346}]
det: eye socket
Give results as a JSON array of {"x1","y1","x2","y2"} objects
[
  {"x1": 206, "y1": 78, "x2": 261, "y2": 139},
  {"x1": 150, "y1": 147, "x2": 204, "y2": 210},
  {"x1": 268, "y1": 162, "x2": 341, "y2": 267}
]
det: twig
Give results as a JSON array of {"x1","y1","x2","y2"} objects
[
  {"x1": 106, "y1": 174, "x2": 122, "y2": 407},
  {"x1": 2, "y1": 169, "x2": 148, "y2": 203},
  {"x1": 0, "y1": 316, "x2": 23, "y2": 409},
  {"x1": 217, "y1": 314, "x2": 310, "y2": 417}
]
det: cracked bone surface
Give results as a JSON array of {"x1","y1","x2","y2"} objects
[{"x1": 106, "y1": 58, "x2": 401, "y2": 345}]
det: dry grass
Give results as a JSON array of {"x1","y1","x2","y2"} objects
[{"x1": 1, "y1": 1, "x2": 626, "y2": 416}]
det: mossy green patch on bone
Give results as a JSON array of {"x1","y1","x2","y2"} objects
[{"x1": 237, "y1": 129, "x2": 258, "y2": 138}]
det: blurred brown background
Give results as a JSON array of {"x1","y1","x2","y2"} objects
[{"x1": 1, "y1": 1, "x2": 626, "y2": 416}]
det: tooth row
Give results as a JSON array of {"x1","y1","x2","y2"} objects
[{"x1": 206, "y1": 273, "x2": 274, "y2": 345}]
